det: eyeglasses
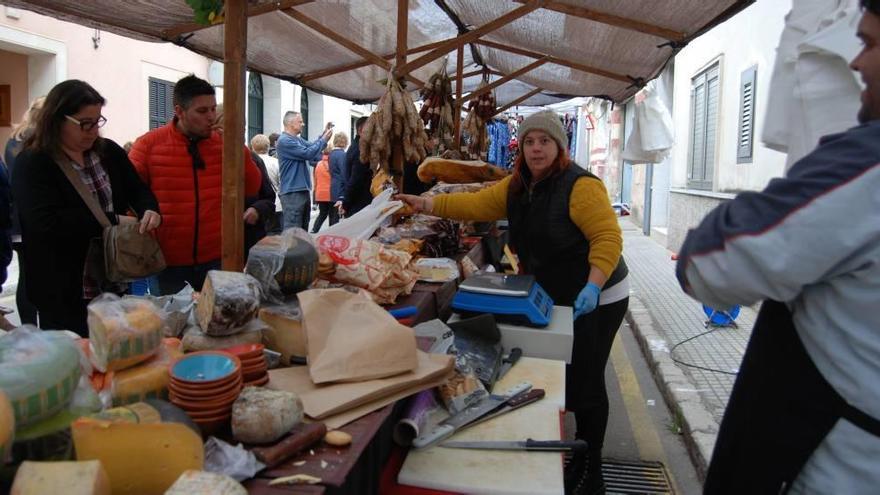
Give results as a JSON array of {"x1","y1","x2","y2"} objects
[{"x1": 65, "y1": 114, "x2": 107, "y2": 131}]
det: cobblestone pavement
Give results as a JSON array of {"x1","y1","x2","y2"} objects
[{"x1": 620, "y1": 218, "x2": 753, "y2": 425}]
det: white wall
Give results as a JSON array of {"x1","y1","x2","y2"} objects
[{"x1": 669, "y1": 0, "x2": 790, "y2": 194}]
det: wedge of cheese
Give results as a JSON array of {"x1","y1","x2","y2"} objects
[
  {"x1": 164, "y1": 470, "x2": 247, "y2": 495},
  {"x1": 259, "y1": 303, "x2": 306, "y2": 364},
  {"x1": 72, "y1": 401, "x2": 204, "y2": 495},
  {"x1": 11, "y1": 460, "x2": 111, "y2": 495}
]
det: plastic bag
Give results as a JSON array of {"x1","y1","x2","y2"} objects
[
  {"x1": 204, "y1": 436, "x2": 265, "y2": 482},
  {"x1": 87, "y1": 294, "x2": 166, "y2": 372},
  {"x1": 109, "y1": 338, "x2": 183, "y2": 406},
  {"x1": 245, "y1": 228, "x2": 318, "y2": 304},
  {"x1": 126, "y1": 284, "x2": 195, "y2": 337},
  {"x1": 414, "y1": 258, "x2": 460, "y2": 282},
  {"x1": 0, "y1": 326, "x2": 83, "y2": 427},
  {"x1": 319, "y1": 188, "x2": 403, "y2": 240},
  {"x1": 315, "y1": 235, "x2": 418, "y2": 304}
]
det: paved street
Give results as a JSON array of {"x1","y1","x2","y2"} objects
[{"x1": 618, "y1": 218, "x2": 753, "y2": 475}]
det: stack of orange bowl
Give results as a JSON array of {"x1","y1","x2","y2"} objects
[
  {"x1": 222, "y1": 343, "x2": 268, "y2": 386},
  {"x1": 168, "y1": 351, "x2": 242, "y2": 433}
]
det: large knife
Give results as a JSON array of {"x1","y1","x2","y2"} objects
[
  {"x1": 441, "y1": 439, "x2": 588, "y2": 452},
  {"x1": 412, "y1": 381, "x2": 532, "y2": 449},
  {"x1": 464, "y1": 388, "x2": 545, "y2": 429}
]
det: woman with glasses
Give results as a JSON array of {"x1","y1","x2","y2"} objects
[{"x1": 11, "y1": 80, "x2": 160, "y2": 336}]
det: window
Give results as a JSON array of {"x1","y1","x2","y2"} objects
[
  {"x1": 300, "y1": 89, "x2": 309, "y2": 140},
  {"x1": 247, "y1": 72, "x2": 263, "y2": 141},
  {"x1": 737, "y1": 66, "x2": 757, "y2": 163},
  {"x1": 688, "y1": 63, "x2": 720, "y2": 190},
  {"x1": 148, "y1": 77, "x2": 175, "y2": 130}
]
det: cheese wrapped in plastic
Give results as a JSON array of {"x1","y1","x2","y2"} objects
[
  {"x1": 0, "y1": 390, "x2": 14, "y2": 462},
  {"x1": 245, "y1": 228, "x2": 319, "y2": 303},
  {"x1": 182, "y1": 319, "x2": 268, "y2": 352},
  {"x1": 109, "y1": 338, "x2": 183, "y2": 406},
  {"x1": 0, "y1": 326, "x2": 82, "y2": 427},
  {"x1": 88, "y1": 294, "x2": 165, "y2": 373},
  {"x1": 195, "y1": 271, "x2": 262, "y2": 336}
]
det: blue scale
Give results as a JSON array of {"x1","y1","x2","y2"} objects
[{"x1": 452, "y1": 273, "x2": 554, "y2": 327}]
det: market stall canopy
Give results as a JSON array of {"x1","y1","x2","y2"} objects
[{"x1": 3, "y1": 0, "x2": 754, "y2": 106}]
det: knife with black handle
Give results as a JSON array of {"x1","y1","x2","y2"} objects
[
  {"x1": 464, "y1": 388, "x2": 545, "y2": 429},
  {"x1": 441, "y1": 439, "x2": 588, "y2": 452}
]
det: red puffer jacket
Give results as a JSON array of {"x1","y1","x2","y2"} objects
[{"x1": 129, "y1": 121, "x2": 262, "y2": 266}]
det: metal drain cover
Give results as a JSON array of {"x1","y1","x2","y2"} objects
[{"x1": 602, "y1": 459, "x2": 674, "y2": 494}]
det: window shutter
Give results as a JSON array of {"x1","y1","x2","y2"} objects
[
  {"x1": 737, "y1": 66, "x2": 757, "y2": 163},
  {"x1": 148, "y1": 78, "x2": 175, "y2": 130},
  {"x1": 704, "y1": 65, "x2": 720, "y2": 184}
]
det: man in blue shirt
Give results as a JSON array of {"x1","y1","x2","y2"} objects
[{"x1": 276, "y1": 111, "x2": 332, "y2": 230}]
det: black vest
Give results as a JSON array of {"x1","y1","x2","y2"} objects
[{"x1": 506, "y1": 165, "x2": 628, "y2": 306}]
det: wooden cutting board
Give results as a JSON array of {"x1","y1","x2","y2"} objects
[
  {"x1": 493, "y1": 356, "x2": 566, "y2": 411},
  {"x1": 397, "y1": 403, "x2": 563, "y2": 495}
]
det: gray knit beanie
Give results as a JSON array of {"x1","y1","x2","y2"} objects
[{"x1": 518, "y1": 110, "x2": 567, "y2": 150}]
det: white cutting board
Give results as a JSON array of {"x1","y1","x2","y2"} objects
[
  {"x1": 398, "y1": 403, "x2": 564, "y2": 494},
  {"x1": 493, "y1": 357, "x2": 566, "y2": 411}
]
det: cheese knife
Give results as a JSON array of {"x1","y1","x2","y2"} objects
[
  {"x1": 463, "y1": 388, "x2": 545, "y2": 429},
  {"x1": 441, "y1": 439, "x2": 588, "y2": 452}
]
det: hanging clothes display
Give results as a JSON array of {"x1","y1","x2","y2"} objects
[{"x1": 487, "y1": 119, "x2": 511, "y2": 167}]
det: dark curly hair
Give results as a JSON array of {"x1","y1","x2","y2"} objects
[{"x1": 863, "y1": 0, "x2": 880, "y2": 15}]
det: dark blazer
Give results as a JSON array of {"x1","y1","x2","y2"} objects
[
  {"x1": 12, "y1": 139, "x2": 159, "y2": 311},
  {"x1": 342, "y1": 136, "x2": 373, "y2": 216},
  {"x1": 245, "y1": 151, "x2": 277, "y2": 253},
  {"x1": 329, "y1": 148, "x2": 347, "y2": 202}
]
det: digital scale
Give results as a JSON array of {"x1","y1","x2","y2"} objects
[{"x1": 452, "y1": 273, "x2": 554, "y2": 327}]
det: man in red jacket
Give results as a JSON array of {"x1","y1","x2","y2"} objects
[{"x1": 129, "y1": 75, "x2": 261, "y2": 294}]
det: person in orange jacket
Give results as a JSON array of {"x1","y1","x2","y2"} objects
[
  {"x1": 129, "y1": 75, "x2": 262, "y2": 294},
  {"x1": 310, "y1": 143, "x2": 334, "y2": 233}
]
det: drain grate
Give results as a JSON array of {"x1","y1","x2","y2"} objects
[{"x1": 602, "y1": 459, "x2": 674, "y2": 494}]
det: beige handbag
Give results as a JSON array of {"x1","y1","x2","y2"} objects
[{"x1": 57, "y1": 160, "x2": 166, "y2": 283}]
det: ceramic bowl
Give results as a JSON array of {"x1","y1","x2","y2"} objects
[
  {"x1": 192, "y1": 414, "x2": 230, "y2": 435},
  {"x1": 244, "y1": 374, "x2": 270, "y2": 387},
  {"x1": 185, "y1": 406, "x2": 232, "y2": 420},
  {"x1": 221, "y1": 343, "x2": 264, "y2": 360},
  {"x1": 168, "y1": 385, "x2": 241, "y2": 411},
  {"x1": 170, "y1": 352, "x2": 241, "y2": 386},
  {"x1": 169, "y1": 375, "x2": 242, "y2": 398},
  {"x1": 239, "y1": 355, "x2": 266, "y2": 368},
  {"x1": 242, "y1": 367, "x2": 267, "y2": 382}
]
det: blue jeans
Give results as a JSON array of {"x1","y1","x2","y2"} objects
[
  {"x1": 280, "y1": 191, "x2": 311, "y2": 231},
  {"x1": 157, "y1": 259, "x2": 221, "y2": 295}
]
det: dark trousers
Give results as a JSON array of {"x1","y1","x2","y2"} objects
[
  {"x1": 311, "y1": 202, "x2": 338, "y2": 233},
  {"x1": 38, "y1": 297, "x2": 89, "y2": 337},
  {"x1": 567, "y1": 297, "x2": 629, "y2": 453},
  {"x1": 12, "y1": 243, "x2": 37, "y2": 325},
  {"x1": 157, "y1": 259, "x2": 221, "y2": 295},
  {"x1": 267, "y1": 211, "x2": 283, "y2": 235}
]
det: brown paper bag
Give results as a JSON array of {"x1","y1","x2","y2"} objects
[
  {"x1": 298, "y1": 288, "x2": 418, "y2": 384},
  {"x1": 267, "y1": 351, "x2": 453, "y2": 419}
]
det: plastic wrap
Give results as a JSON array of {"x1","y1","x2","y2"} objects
[
  {"x1": 414, "y1": 258, "x2": 460, "y2": 282},
  {"x1": 203, "y1": 437, "x2": 265, "y2": 483},
  {"x1": 109, "y1": 338, "x2": 183, "y2": 406},
  {"x1": 125, "y1": 284, "x2": 195, "y2": 337},
  {"x1": 319, "y1": 188, "x2": 403, "y2": 240},
  {"x1": 245, "y1": 228, "x2": 319, "y2": 304},
  {"x1": 0, "y1": 326, "x2": 83, "y2": 427},
  {"x1": 87, "y1": 294, "x2": 166, "y2": 373},
  {"x1": 0, "y1": 390, "x2": 14, "y2": 463},
  {"x1": 195, "y1": 271, "x2": 262, "y2": 336},
  {"x1": 182, "y1": 319, "x2": 268, "y2": 352},
  {"x1": 316, "y1": 235, "x2": 419, "y2": 304}
]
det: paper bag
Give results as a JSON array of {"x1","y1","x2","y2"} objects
[
  {"x1": 298, "y1": 289, "x2": 418, "y2": 384},
  {"x1": 267, "y1": 351, "x2": 453, "y2": 419}
]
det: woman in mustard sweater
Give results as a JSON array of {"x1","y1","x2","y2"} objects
[{"x1": 398, "y1": 110, "x2": 629, "y2": 495}]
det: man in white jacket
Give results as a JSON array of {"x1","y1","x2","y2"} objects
[{"x1": 677, "y1": 1, "x2": 880, "y2": 492}]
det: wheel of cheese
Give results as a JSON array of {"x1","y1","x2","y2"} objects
[{"x1": 88, "y1": 298, "x2": 164, "y2": 372}]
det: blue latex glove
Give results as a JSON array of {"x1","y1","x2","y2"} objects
[{"x1": 573, "y1": 282, "x2": 602, "y2": 320}]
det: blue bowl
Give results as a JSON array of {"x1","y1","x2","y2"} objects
[{"x1": 171, "y1": 352, "x2": 239, "y2": 383}]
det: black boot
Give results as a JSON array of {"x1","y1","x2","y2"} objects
[
  {"x1": 564, "y1": 450, "x2": 587, "y2": 494},
  {"x1": 573, "y1": 450, "x2": 605, "y2": 495}
]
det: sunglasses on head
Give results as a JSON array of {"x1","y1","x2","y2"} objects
[{"x1": 65, "y1": 114, "x2": 107, "y2": 131}]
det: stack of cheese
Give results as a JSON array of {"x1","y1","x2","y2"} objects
[
  {"x1": 185, "y1": 271, "x2": 264, "y2": 352},
  {"x1": 86, "y1": 295, "x2": 170, "y2": 406},
  {"x1": 0, "y1": 326, "x2": 82, "y2": 429}
]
